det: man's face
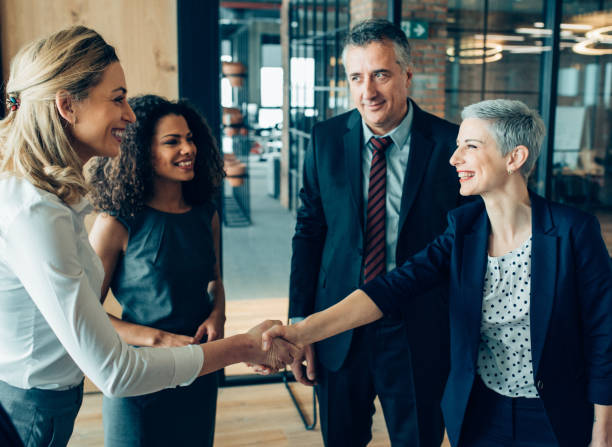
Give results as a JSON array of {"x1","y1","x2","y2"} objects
[{"x1": 345, "y1": 40, "x2": 412, "y2": 135}]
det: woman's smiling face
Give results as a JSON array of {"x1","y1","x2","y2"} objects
[
  {"x1": 150, "y1": 114, "x2": 197, "y2": 184},
  {"x1": 450, "y1": 117, "x2": 510, "y2": 196},
  {"x1": 70, "y1": 62, "x2": 136, "y2": 162}
]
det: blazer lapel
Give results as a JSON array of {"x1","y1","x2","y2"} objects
[
  {"x1": 460, "y1": 209, "x2": 490, "y2": 366},
  {"x1": 529, "y1": 192, "x2": 557, "y2": 377},
  {"x1": 398, "y1": 101, "x2": 434, "y2": 233},
  {"x1": 344, "y1": 110, "x2": 364, "y2": 227}
]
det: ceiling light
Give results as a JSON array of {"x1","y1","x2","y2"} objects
[
  {"x1": 561, "y1": 23, "x2": 593, "y2": 31},
  {"x1": 573, "y1": 39, "x2": 612, "y2": 55},
  {"x1": 517, "y1": 27, "x2": 552, "y2": 36},
  {"x1": 447, "y1": 43, "x2": 503, "y2": 64},
  {"x1": 517, "y1": 27, "x2": 587, "y2": 38},
  {"x1": 532, "y1": 22, "x2": 592, "y2": 31},
  {"x1": 586, "y1": 25, "x2": 612, "y2": 43},
  {"x1": 503, "y1": 45, "x2": 551, "y2": 54},
  {"x1": 573, "y1": 26, "x2": 612, "y2": 55},
  {"x1": 473, "y1": 34, "x2": 525, "y2": 42}
]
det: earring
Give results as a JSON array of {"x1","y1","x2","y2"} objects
[{"x1": 507, "y1": 169, "x2": 514, "y2": 175}]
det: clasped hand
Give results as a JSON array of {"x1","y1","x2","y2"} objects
[
  {"x1": 244, "y1": 320, "x2": 301, "y2": 372},
  {"x1": 247, "y1": 322, "x2": 316, "y2": 386}
]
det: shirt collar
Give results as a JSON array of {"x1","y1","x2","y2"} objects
[
  {"x1": 361, "y1": 101, "x2": 413, "y2": 151},
  {"x1": 70, "y1": 197, "x2": 93, "y2": 218}
]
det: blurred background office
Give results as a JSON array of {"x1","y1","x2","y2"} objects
[{"x1": 1, "y1": 0, "x2": 610, "y2": 445}]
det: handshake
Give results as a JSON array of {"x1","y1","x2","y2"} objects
[{"x1": 242, "y1": 320, "x2": 317, "y2": 385}]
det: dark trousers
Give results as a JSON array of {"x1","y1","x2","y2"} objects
[
  {"x1": 459, "y1": 376, "x2": 559, "y2": 447},
  {"x1": 0, "y1": 401, "x2": 23, "y2": 447},
  {"x1": 0, "y1": 380, "x2": 83, "y2": 447},
  {"x1": 316, "y1": 317, "x2": 445, "y2": 447}
]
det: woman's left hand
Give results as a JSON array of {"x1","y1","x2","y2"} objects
[{"x1": 194, "y1": 311, "x2": 226, "y2": 343}]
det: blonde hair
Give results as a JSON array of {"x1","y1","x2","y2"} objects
[{"x1": 0, "y1": 26, "x2": 118, "y2": 204}]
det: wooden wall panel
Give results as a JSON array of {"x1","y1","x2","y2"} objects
[{"x1": 0, "y1": 0, "x2": 178, "y2": 99}]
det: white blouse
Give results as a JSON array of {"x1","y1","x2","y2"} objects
[
  {"x1": 0, "y1": 176, "x2": 203, "y2": 395},
  {"x1": 477, "y1": 237, "x2": 538, "y2": 398}
]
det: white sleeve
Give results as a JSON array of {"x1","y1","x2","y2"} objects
[{"x1": 3, "y1": 200, "x2": 203, "y2": 397}]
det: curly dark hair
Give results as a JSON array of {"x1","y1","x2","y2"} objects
[{"x1": 88, "y1": 95, "x2": 224, "y2": 217}]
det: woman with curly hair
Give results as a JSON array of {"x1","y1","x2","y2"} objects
[{"x1": 88, "y1": 95, "x2": 228, "y2": 446}]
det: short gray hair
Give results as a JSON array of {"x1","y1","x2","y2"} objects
[
  {"x1": 461, "y1": 99, "x2": 546, "y2": 179},
  {"x1": 342, "y1": 19, "x2": 411, "y2": 70}
]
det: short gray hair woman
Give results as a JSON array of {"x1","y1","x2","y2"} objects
[
  {"x1": 263, "y1": 99, "x2": 612, "y2": 447},
  {"x1": 461, "y1": 99, "x2": 545, "y2": 179}
]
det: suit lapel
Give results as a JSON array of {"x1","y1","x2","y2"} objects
[
  {"x1": 344, "y1": 110, "x2": 364, "y2": 227},
  {"x1": 529, "y1": 192, "x2": 557, "y2": 377},
  {"x1": 398, "y1": 102, "x2": 435, "y2": 233},
  {"x1": 460, "y1": 208, "x2": 489, "y2": 366}
]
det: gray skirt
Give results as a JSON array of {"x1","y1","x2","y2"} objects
[
  {"x1": 0, "y1": 380, "x2": 83, "y2": 447},
  {"x1": 103, "y1": 371, "x2": 219, "y2": 447}
]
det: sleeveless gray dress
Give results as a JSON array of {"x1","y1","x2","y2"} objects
[{"x1": 102, "y1": 203, "x2": 219, "y2": 447}]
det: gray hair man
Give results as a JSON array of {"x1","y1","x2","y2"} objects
[{"x1": 288, "y1": 18, "x2": 464, "y2": 447}]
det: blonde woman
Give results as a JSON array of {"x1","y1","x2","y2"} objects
[{"x1": 0, "y1": 27, "x2": 294, "y2": 447}]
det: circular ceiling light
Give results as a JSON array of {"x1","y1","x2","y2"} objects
[
  {"x1": 572, "y1": 39, "x2": 612, "y2": 55},
  {"x1": 573, "y1": 26, "x2": 612, "y2": 55},
  {"x1": 586, "y1": 25, "x2": 612, "y2": 43},
  {"x1": 447, "y1": 43, "x2": 503, "y2": 64}
]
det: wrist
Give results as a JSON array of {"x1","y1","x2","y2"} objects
[
  {"x1": 209, "y1": 308, "x2": 226, "y2": 321},
  {"x1": 234, "y1": 333, "x2": 257, "y2": 362},
  {"x1": 293, "y1": 320, "x2": 310, "y2": 346},
  {"x1": 150, "y1": 329, "x2": 165, "y2": 347}
]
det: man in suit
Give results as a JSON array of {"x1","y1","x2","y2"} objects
[{"x1": 288, "y1": 18, "x2": 463, "y2": 447}]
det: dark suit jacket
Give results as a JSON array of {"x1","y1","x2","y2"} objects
[
  {"x1": 289, "y1": 99, "x2": 462, "y2": 393},
  {"x1": 363, "y1": 192, "x2": 612, "y2": 447}
]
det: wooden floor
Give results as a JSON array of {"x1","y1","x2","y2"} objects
[
  {"x1": 69, "y1": 383, "x2": 450, "y2": 446},
  {"x1": 70, "y1": 384, "x2": 381, "y2": 446}
]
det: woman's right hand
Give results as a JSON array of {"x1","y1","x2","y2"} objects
[
  {"x1": 245, "y1": 320, "x2": 299, "y2": 370},
  {"x1": 152, "y1": 330, "x2": 195, "y2": 347}
]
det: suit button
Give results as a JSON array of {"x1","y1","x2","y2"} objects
[{"x1": 537, "y1": 380, "x2": 544, "y2": 390}]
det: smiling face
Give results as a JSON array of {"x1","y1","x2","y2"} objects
[
  {"x1": 450, "y1": 118, "x2": 513, "y2": 196},
  {"x1": 151, "y1": 114, "x2": 197, "y2": 184},
  {"x1": 345, "y1": 41, "x2": 412, "y2": 135},
  {"x1": 71, "y1": 62, "x2": 135, "y2": 161}
]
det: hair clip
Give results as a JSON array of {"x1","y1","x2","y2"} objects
[{"x1": 6, "y1": 95, "x2": 20, "y2": 112}]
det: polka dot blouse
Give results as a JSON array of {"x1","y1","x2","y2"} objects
[{"x1": 476, "y1": 237, "x2": 538, "y2": 398}]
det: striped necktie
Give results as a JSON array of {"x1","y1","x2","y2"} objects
[{"x1": 364, "y1": 136, "x2": 393, "y2": 283}]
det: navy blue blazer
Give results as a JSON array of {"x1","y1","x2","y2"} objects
[
  {"x1": 289, "y1": 99, "x2": 462, "y2": 390},
  {"x1": 362, "y1": 192, "x2": 612, "y2": 447}
]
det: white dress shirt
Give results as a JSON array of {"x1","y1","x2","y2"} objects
[{"x1": 0, "y1": 176, "x2": 203, "y2": 396}]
